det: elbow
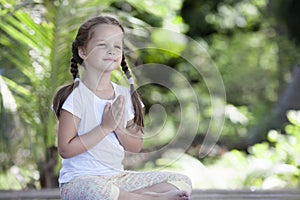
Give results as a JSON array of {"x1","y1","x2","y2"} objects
[
  {"x1": 58, "y1": 149, "x2": 68, "y2": 159},
  {"x1": 59, "y1": 153, "x2": 69, "y2": 159},
  {"x1": 58, "y1": 147, "x2": 73, "y2": 159},
  {"x1": 135, "y1": 143, "x2": 143, "y2": 153},
  {"x1": 125, "y1": 140, "x2": 143, "y2": 153},
  {"x1": 136, "y1": 146, "x2": 143, "y2": 153},
  {"x1": 126, "y1": 147, "x2": 141, "y2": 153},
  {"x1": 128, "y1": 147, "x2": 142, "y2": 153},
  {"x1": 135, "y1": 138, "x2": 143, "y2": 152}
]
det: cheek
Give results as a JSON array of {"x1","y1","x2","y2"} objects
[
  {"x1": 116, "y1": 59, "x2": 122, "y2": 67},
  {"x1": 117, "y1": 48, "x2": 122, "y2": 55},
  {"x1": 116, "y1": 50, "x2": 122, "y2": 59}
]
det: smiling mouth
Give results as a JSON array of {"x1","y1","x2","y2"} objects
[{"x1": 103, "y1": 58, "x2": 117, "y2": 62}]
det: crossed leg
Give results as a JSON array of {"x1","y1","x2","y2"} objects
[
  {"x1": 116, "y1": 171, "x2": 192, "y2": 200},
  {"x1": 135, "y1": 183, "x2": 189, "y2": 199},
  {"x1": 118, "y1": 185, "x2": 190, "y2": 200},
  {"x1": 60, "y1": 172, "x2": 192, "y2": 200}
]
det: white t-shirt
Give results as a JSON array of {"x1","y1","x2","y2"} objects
[{"x1": 58, "y1": 78, "x2": 135, "y2": 184}]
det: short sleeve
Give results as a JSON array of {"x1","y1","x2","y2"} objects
[
  {"x1": 126, "y1": 96, "x2": 135, "y2": 123},
  {"x1": 62, "y1": 91, "x2": 82, "y2": 118}
]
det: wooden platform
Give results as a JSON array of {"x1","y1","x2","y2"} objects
[{"x1": 0, "y1": 189, "x2": 300, "y2": 199}]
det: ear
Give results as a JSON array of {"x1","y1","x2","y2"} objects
[{"x1": 78, "y1": 47, "x2": 87, "y2": 60}]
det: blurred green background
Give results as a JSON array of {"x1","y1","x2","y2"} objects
[{"x1": 0, "y1": 0, "x2": 299, "y2": 190}]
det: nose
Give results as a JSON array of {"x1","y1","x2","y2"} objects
[{"x1": 107, "y1": 46, "x2": 116, "y2": 55}]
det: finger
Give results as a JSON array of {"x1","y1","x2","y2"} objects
[
  {"x1": 119, "y1": 95, "x2": 125, "y2": 102},
  {"x1": 114, "y1": 95, "x2": 125, "y2": 105},
  {"x1": 120, "y1": 111, "x2": 126, "y2": 128},
  {"x1": 118, "y1": 96, "x2": 125, "y2": 111},
  {"x1": 111, "y1": 96, "x2": 125, "y2": 125},
  {"x1": 112, "y1": 97, "x2": 125, "y2": 113},
  {"x1": 104, "y1": 102, "x2": 111, "y2": 113},
  {"x1": 115, "y1": 105, "x2": 125, "y2": 124}
]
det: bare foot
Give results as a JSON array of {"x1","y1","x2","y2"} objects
[
  {"x1": 165, "y1": 190, "x2": 190, "y2": 200},
  {"x1": 143, "y1": 190, "x2": 190, "y2": 200}
]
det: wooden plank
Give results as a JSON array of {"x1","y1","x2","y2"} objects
[
  {"x1": 0, "y1": 189, "x2": 60, "y2": 200},
  {"x1": 0, "y1": 189, "x2": 300, "y2": 199},
  {"x1": 191, "y1": 189, "x2": 300, "y2": 200}
]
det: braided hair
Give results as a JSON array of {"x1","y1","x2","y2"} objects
[{"x1": 121, "y1": 53, "x2": 144, "y2": 128}]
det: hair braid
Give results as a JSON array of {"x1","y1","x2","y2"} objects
[
  {"x1": 121, "y1": 53, "x2": 132, "y2": 79},
  {"x1": 70, "y1": 40, "x2": 83, "y2": 80},
  {"x1": 121, "y1": 54, "x2": 144, "y2": 129},
  {"x1": 70, "y1": 58, "x2": 79, "y2": 79}
]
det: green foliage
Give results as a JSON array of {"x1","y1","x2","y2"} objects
[
  {"x1": 205, "y1": 0, "x2": 268, "y2": 32},
  {"x1": 181, "y1": 0, "x2": 268, "y2": 37},
  {"x1": 0, "y1": 165, "x2": 40, "y2": 190},
  {"x1": 219, "y1": 104, "x2": 254, "y2": 145},
  {"x1": 209, "y1": 31, "x2": 279, "y2": 130},
  {"x1": 207, "y1": 110, "x2": 300, "y2": 189}
]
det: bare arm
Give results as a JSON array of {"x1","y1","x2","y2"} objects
[
  {"x1": 57, "y1": 96, "x2": 125, "y2": 158},
  {"x1": 57, "y1": 110, "x2": 110, "y2": 158},
  {"x1": 114, "y1": 120, "x2": 143, "y2": 153}
]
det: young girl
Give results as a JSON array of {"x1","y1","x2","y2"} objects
[{"x1": 52, "y1": 15, "x2": 192, "y2": 200}]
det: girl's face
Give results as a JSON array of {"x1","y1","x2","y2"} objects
[{"x1": 81, "y1": 24, "x2": 123, "y2": 73}]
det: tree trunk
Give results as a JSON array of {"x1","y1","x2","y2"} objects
[
  {"x1": 39, "y1": 146, "x2": 59, "y2": 188},
  {"x1": 276, "y1": 66, "x2": 300, "y2": 117},
  {"x1": 239, "y1": 67, "x2": 300, "y2": 149}
]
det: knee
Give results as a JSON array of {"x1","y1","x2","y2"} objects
[
  {"x1": 169, "y1": 173, "x2": 192, "y2": 185},
  {"x1": 81, "y1": 177, "x2": 120, "y2": 200},
  {"x1": 61, "y1": 176, "x2": 113, "y2": 200},
  {"x1": 167, "y1": 173, "x2": 192, "y2": 194}
]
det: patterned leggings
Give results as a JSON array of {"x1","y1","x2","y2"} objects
[{"x1": 60, "y1": 171, "x2": 192, "y2": 200}]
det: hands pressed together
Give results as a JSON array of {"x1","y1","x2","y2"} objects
[
  {"x1": 100, "y1": 95, "x2": 143, "y2": 153},
  {"x1": 101, "y1": 95, "x2": 126, "y2": 134}
]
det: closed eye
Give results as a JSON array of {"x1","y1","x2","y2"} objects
[
  {"x1": 115, "y1": 45, "x2": 121, "y2": 49},
  {"x1": 97, "y1": 43, "x2": 106, "y2": 47}
]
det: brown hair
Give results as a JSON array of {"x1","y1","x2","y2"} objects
[{"x1": 52, "y1": 16, "x2": 144, "y2": 129}]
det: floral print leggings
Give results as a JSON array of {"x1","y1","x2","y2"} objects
[{"x1": 60, "y1": 171, "x2": 192, "y2": 200}]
